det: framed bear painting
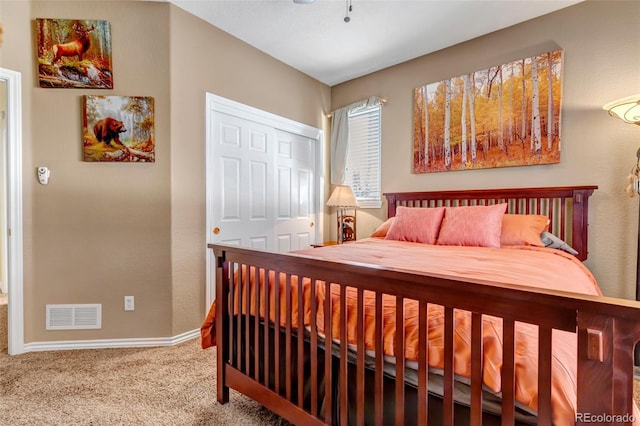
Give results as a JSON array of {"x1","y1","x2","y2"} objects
[{"x1": 82, "y1": 95, "x2": 155, "y2": 162}]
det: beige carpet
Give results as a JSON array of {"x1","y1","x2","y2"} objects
[
  {"x1": 0, "y1": 306, "x2": 639, "y2": 425},
  {"x1": 0, "y1": 335, "x2": 289, "y2": 425}
]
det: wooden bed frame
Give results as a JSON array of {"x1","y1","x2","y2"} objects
[{"x1": 208, "y1": 185, "x2": 640, "y2": 425}]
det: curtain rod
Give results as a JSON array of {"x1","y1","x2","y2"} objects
[{"x1": 326, "y1": 97, "x2": 387, "y2": 118}]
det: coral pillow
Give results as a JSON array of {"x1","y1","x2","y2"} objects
[
  {"x1": 437, "y1": 203, "x2": 507, "y2": 248},
  {"x1": 500, "y1": 214, "x2": 548, "y2": 247},
  {"x1": 385, "y1": 206, "x2": 445, "y2": 244},
  {"x1": 371, "y1": 217, "x2": 394, "y2": 238}
]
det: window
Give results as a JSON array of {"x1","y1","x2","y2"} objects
[{"x1": 345, "y1": 105, "x2": 382, "y2": 208}]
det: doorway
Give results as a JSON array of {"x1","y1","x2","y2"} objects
[
  {"x1": 0, "y1": 68, "x2": 24, "y2": 355},
  {"x1": 0, "y1": 79, "x2": 7, "y2": 295},
  {"x1": 205, "y1": 93, "x2": 324, "y2": 307}
]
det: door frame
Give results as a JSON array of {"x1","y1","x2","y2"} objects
[
  {"x1": 1, "y1": 68, "x2": 25, "y2": 355},
  {"x1": 205, "y1": 93, "x2": 324, "y2": 308}
]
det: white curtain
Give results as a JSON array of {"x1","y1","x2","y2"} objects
[{"x1": 330, "y1": 96, "x2": 381, "y2": 185}]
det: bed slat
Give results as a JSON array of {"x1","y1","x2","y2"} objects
[
  {"x1": 501, "y1": 319, "x2": 516, "y2": 426},
  {"x1": 538, "y1": 326, "x2": 553, "y2": 425},
  {"x1": 236, "y1": 263, "x2": 242, "y2": 369},
  {"x1": 356, "y1": 288, "x2": 365, "y2": 426},
  {"x1": 340, "y1": 286, "x2": 348, "y2": 426},
  {"x1": 560, "y1": 198, "x2": 566, "y2": 241},
  {"x1": 253, "y1": 267, "x2": 260, "y2": 382},
  {"x1": 310, "y1": 279, "x2": 318, "y2": 417},
  {"x1": 285, "y1": 274, "x2": 292, "y2": 401},
  {"x1": 274, "y1": 270, "x2": 281, "y2": 395},
  {"x1": 418, "y1": 300, "x2": 429, "y2": 426},
  {"x1": 324, "y1": 280, "x2": 333, "y2": 423},
  {"x1": 470, "y1": 312, "x2": 483, "y2": 426},
  {"x1": 443, "y1": 306, "x2": 455, "y2": 426},
  {"x1": 375, "y1": 292, "x2": 384, "y2": 426},
  {"x1": 297, "y1": 275, "x2": 304, "y2": 408},
  {"x1": 227, "y1": 262, "x2": 233, "y2": 370},
  {"x1": 263, "y1": 268, "x2": 270, "y2": 388},
  {"x1": 245, "y1": 264, "x2": 251, "y2": 375},
  {"x1": 395, "y1": 296, "x2": 405, "y2": 426}
]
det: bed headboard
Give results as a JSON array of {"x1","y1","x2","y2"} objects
[{"x1": 383, "y1": 186, "x2": 598, "y2": 261}]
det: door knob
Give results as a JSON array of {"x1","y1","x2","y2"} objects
[
  {"x1": 310, "y1": 222, "x2": 314, "y2": 227},
  {"x1": 213, "y1": 227, "x2": 220, "y2": 234}
]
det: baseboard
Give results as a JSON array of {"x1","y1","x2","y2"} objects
[{"x1": 22, "y1": 328, "x2": 200, "y2": 352}]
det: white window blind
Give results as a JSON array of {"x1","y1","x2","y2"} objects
[{"x1": 345, "y1": 105, "x2": 382, "y2": 208}]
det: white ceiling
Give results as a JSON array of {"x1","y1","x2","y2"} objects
[{"x1": 168, "y1": 0, "x2": 583, "y2": 86}]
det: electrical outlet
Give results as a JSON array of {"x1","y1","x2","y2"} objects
[{"x1": 124, "y1": 296, "x2": 135, "y2": 311}]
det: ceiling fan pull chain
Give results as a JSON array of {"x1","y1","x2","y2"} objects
[{"x1": 344, "y1": 0, "x2": 353, "y2": 22}]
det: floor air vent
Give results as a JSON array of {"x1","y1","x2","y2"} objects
[{"x1": 46, "y1": 304, "x2": 102, "y2": 330}]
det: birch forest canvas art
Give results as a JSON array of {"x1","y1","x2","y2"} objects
[{"x1": 413, "y1": 49, "x2": 563, "y2": 173}]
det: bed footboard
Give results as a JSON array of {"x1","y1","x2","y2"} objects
[{"x1": 209, "y1": 244, "x2": 640, "y2": 425}]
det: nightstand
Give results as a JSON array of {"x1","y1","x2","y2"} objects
[{"x1": 310, "y1": 241, "x2": 338, "y2": 248}]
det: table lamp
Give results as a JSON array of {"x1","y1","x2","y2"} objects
[{"x1": 326, "y1": 184, "x2": 358, "y2": 243}]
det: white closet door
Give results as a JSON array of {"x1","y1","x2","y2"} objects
[
  {"x1": 274, "y1": 130, "x2": 316, "y2": 252},
  {"x1": 210, "y1": 112, "x2": 276, "y2": 250},
  {"x1": 206, "y1": 93, "x2": 324, "y2": 306}
]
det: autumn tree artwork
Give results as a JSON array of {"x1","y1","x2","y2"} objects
[
  {"x1": 83, "y1": 96, "x2": 155, "y2": 162},
  {"x1": 36, "y1": 18, "x2": 113, "y2": 89},
  {"x1": 413, "y1": 49, "x2": 563, "y2": 173}
]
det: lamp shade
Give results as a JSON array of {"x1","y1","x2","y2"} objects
[
  {"x1": 603, "y1": 94, "x2": 640, "y2": 125},
  {"x1": 326, "y1": 185, "x2": 358, "y2": 207}
]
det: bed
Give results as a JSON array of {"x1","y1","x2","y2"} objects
[{"x1": 201, "y1": 185, "x2": 640, "y2": 425}]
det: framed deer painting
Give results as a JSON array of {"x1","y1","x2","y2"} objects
[{"x1": 35, "y1": 18, "x2": 113, "y2": 89}]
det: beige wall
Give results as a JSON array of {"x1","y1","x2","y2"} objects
[
  {"x1": 0, "y1": 0, "x2": 330, "y2": 342},
  {"x1": 0, "y1": 0, "x2": 637, "y2": 345},
  {"x1": 332, "y1": 0, "x2": 640, "y2": 299},
  {"x1": 166, "y1": 6, "x2": 330, "y2": 335}
]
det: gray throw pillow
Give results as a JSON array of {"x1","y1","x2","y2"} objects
[{"x1": 540, "y1": 231, "x2": 578, "y2": 255}]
